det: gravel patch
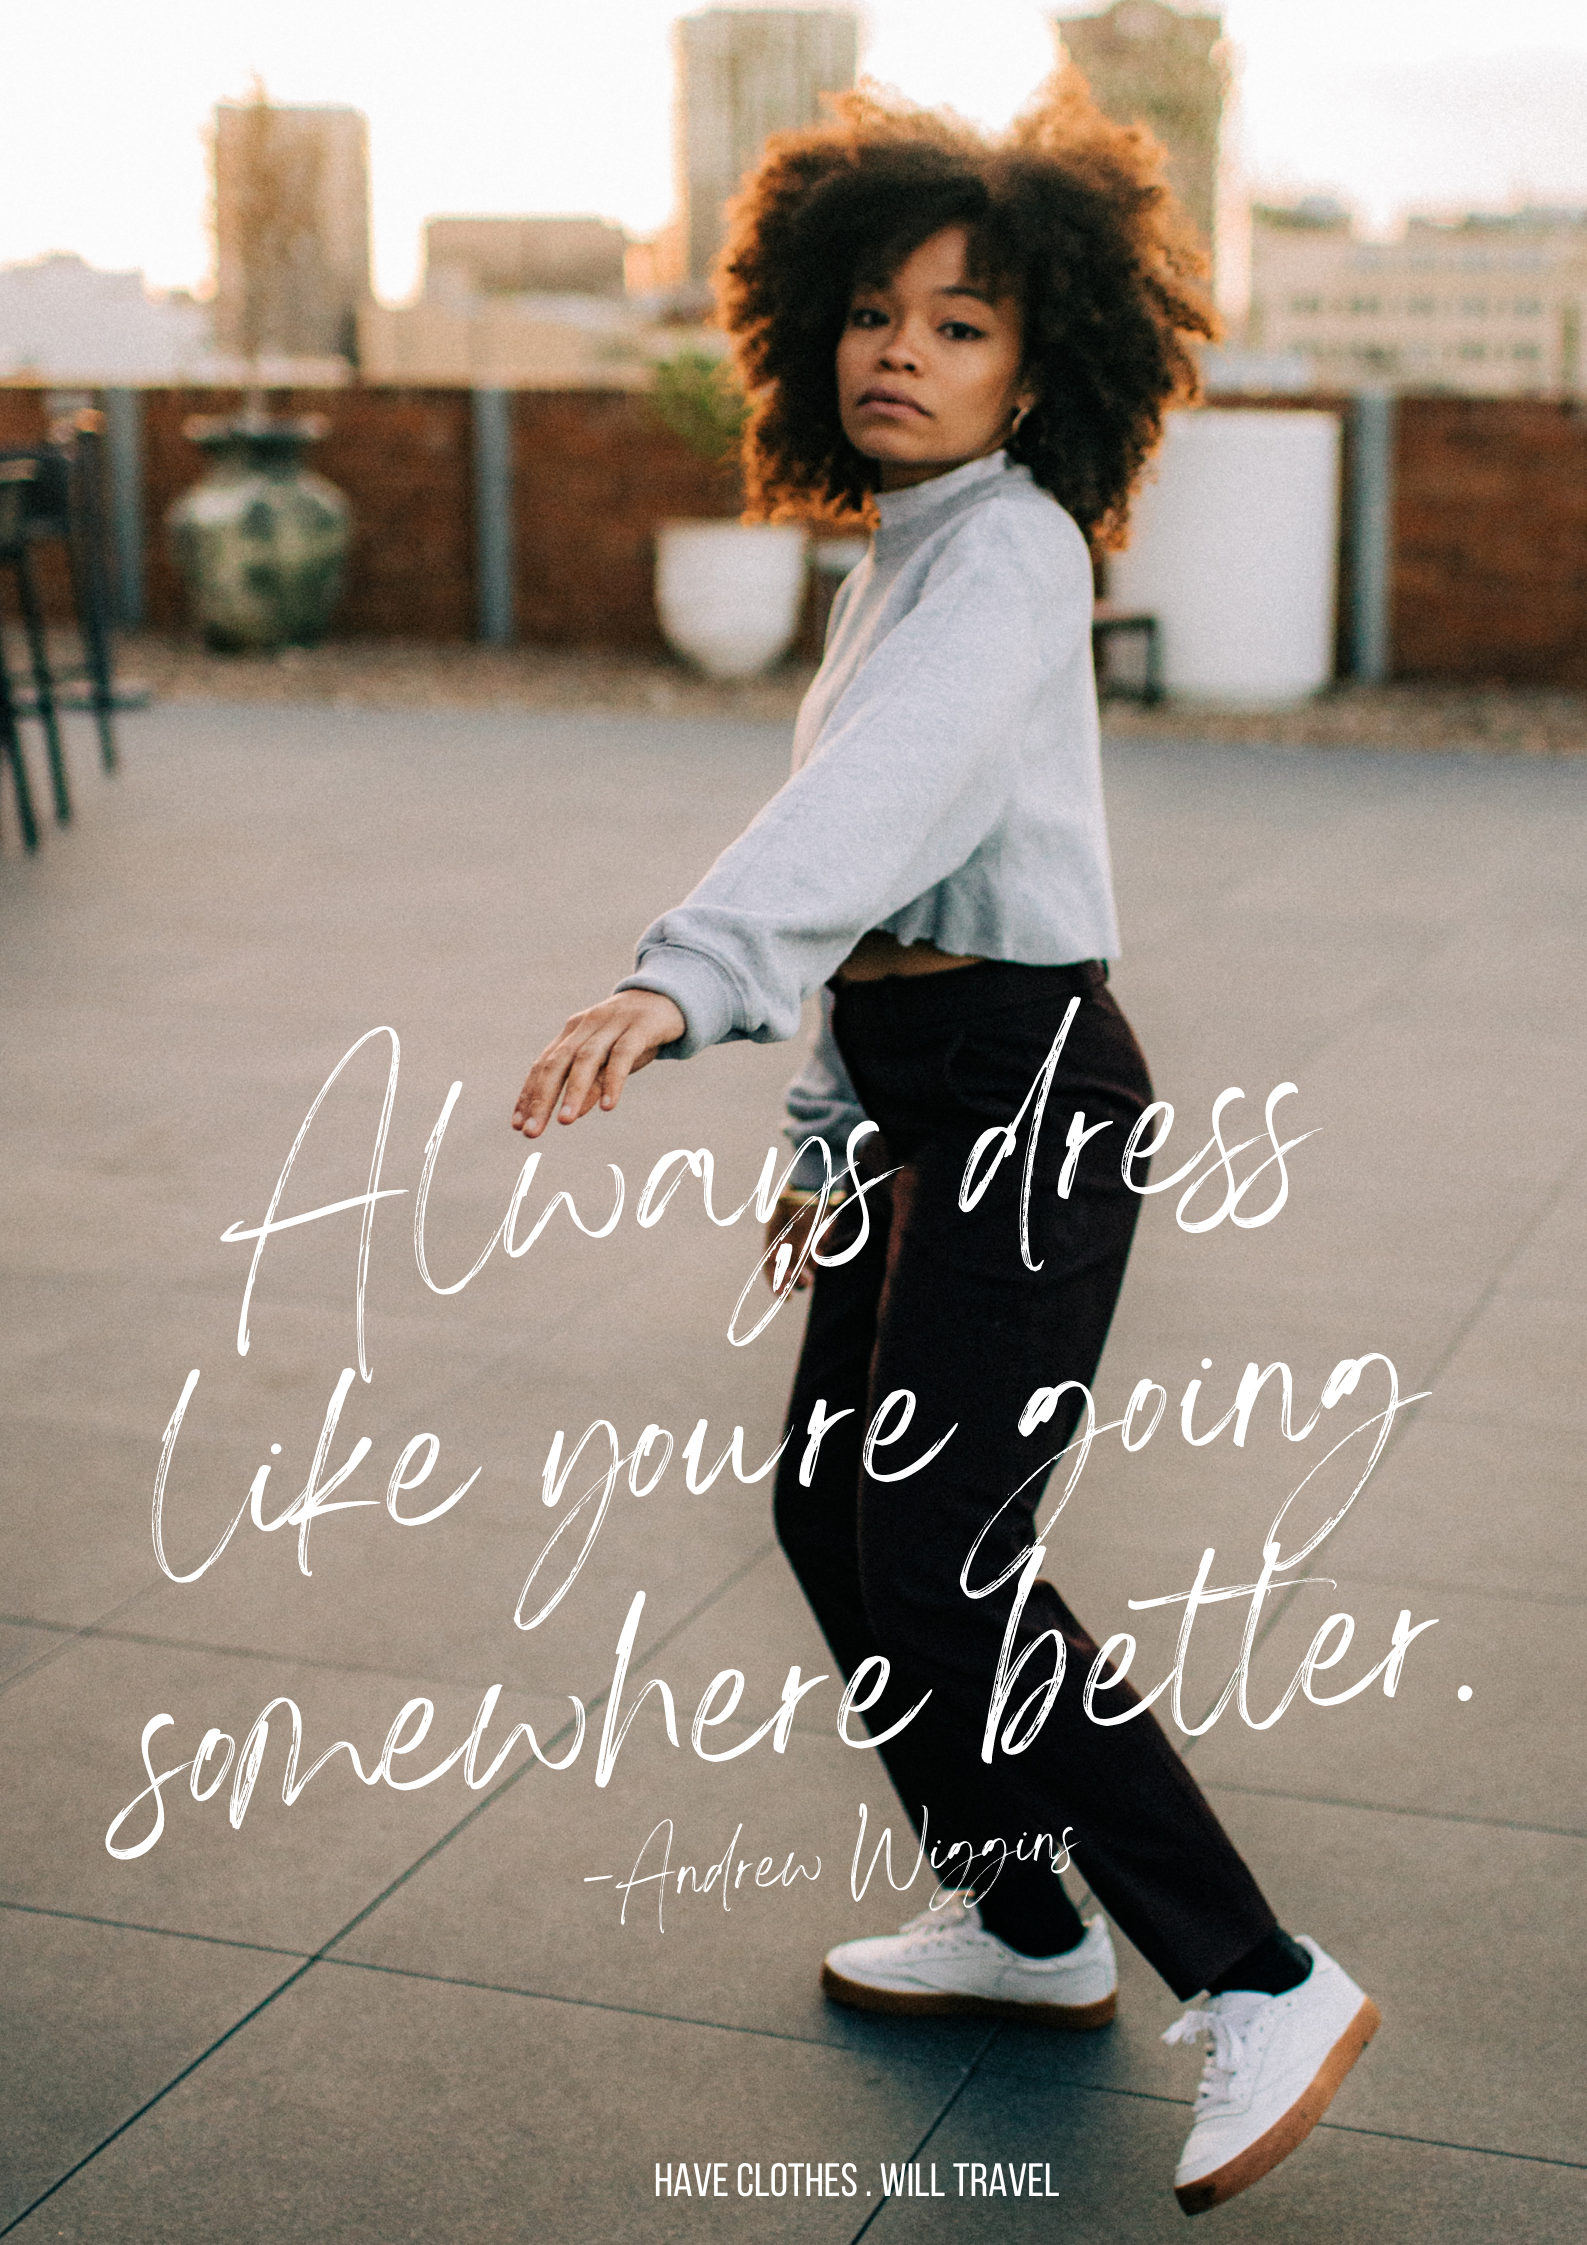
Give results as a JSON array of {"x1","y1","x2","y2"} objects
[{"x1": 111, "y1": 634, "x2": 1587, "y2": 756}]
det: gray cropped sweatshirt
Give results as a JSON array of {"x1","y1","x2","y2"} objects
[{"x1": 617, "y1": 450, "x2": 1121, "y2": 1186}]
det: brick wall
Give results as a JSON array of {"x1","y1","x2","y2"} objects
[
  {"x1": 3, "y1": 385, "x2": 1585, "y2": 683},
  {"x1": 137, "y1": 389, "x2": 478, "y2": 637},
  {"x1": 4, "y1": 385, "x2": 738, "y2": 648},
  {"x1": 143, "y1": 389, "x2": 741, "y2": 646},
  {"x1": 511, "y1": 391, "x2": 742, "y2": 648},
  {"x1": 0, "y1": 394, "x2": 50, "y2": 448},
  {"x1": 1393, "y1": 398, "x2": 1587, "y2": 687}
]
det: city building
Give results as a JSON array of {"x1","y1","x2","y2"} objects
[
  {"x1": 363, "y1": 10, "x2": 860, "y2": 384},
  {"x1": 1247, "y1": 201, "x2": 1587, "y2": 394},
  {"x1": 1053, "y1": 1, "x2": 1228, "y2": 264},
  {"x1": 0, "y1": 254, "x2": 212, "y2": 384},
  {"x1": 421, "y1": 217, "x2": 628, "y2": 302},
  {"x1": 356, "y1": 291, "x2": 675, "y2": 388},
  {"x1": 358, "y1": 215, "x2": 674, "y2": 385},
  {"x1": 670, "y1": 8, "x2": 858, "y2": 283},
  {"x1": 212, "y1": 99, "x2": 371, "y2": 362}
]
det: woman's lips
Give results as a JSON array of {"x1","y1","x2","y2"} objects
[{"x1": 856, "y1": 390, "x2": 930, "y2": 419}]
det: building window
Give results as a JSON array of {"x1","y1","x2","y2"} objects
[
  {"x1": 1513, "y1": 299, "x2": 1542, "y2": 317},
  {"x1": 1406, "y1": 297, "x2": 1436, "y2": 317},
  {"x1": 1513, "y1": 342, "x2": 1541, "y2": 360},
  {"x1": 1347, "y1": 297, "x2": 1380, "y2": 315},
  {"x1": 1458, "y1": 341, "x2": 1486, "y2": 359},
  {"x1": 1289, "y1": 295, "x2": 1322, "y2": 314},
  {"x1": 1460, "y1": 298, "x2": 1488, "y2": 317}
]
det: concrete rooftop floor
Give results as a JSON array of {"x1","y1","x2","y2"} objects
[{"x1": 1, "y1": 702, "x2": 1583, "y2": 2242}]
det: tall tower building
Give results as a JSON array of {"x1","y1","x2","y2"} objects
[
  {"x1": 213, "y1": 100, "x2": 371, "y2": 361},
  {"x1": 673, "y1": 9, "x2": 858, "y2": 283},
  {"x1": 422, "y1": 217, "x2": 628, "y2": 302},
  {"x1": 1053, "y1": 2, "x2": 1227, "y2": 263}
]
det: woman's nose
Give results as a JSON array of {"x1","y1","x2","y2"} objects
[{"x1": 878, "y1": 336, "x2": 919, "y2": 371}]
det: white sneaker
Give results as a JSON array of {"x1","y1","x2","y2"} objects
[
  {"x1": 821, "y1": 1896, "x2": 1117, "y2": 2028},
  {"x1": 1163, "y1": 1938, "x2": 1380, "y2": 2215}
]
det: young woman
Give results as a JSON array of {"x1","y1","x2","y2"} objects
[{"x1": 513, "y1": 77, "x2": 1378, "y2": 2218}]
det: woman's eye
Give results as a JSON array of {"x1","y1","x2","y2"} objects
[
  {"x1": 941, "y1": 320, "x2": 986, "y2": 341},
  {"x1": 848, "y1": 305, "x2": 887, "y2": 328}
]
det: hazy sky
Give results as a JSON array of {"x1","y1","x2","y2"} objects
[{"x1": 5, "y1": 0, "x2": 1587, "y2": 300}]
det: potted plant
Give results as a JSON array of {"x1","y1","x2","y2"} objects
[
  {"x1": 167, "y1": 80, "x2": 350, "y2": 652},
  {"x1": 649, "y1": 347, "x2": 807, "y2": 681}
]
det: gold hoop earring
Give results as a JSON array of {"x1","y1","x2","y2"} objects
[{"x1": 1010, "y1": 402, "x2": 1033, "y2": 436}]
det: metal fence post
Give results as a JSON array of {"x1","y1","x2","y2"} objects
[
  {"x1": 471, "y1": 388, "x2": 515, "y2": 646},
  {"x1": 1350, "y1": 390, "x2": 1396, "y2": 682},
  {"x1": 102, "y1": 387, "x2": 145, "y2": 632}
]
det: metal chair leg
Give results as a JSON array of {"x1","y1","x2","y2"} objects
[
  {"x1": 75, "y1": 568, "x2": 118, "y2": 775},
  {"x1": 1143, "y1": 616, "x2": 1164, "y2": 706},
  {"x1": 0, "y1": 651, "x2": 40, "y2": 853},
  {"x1": 67, "y1": 426, "x2": 118, "y2": 773},
  {"x1": 13, "y1": 547, "x2": 70, "y2": 823}
]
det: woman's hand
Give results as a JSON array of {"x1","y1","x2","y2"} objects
[{"x1": 512, "y1": 990, "x2": 687, "y2": 1136}]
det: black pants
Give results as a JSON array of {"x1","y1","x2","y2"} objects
[{"x1": 773, "y1": 961, "x2": 1275, "y2": 2000}]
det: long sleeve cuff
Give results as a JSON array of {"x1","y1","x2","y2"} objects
[{"x1": 614, "y1": 947, "x2": 743, "y2": 1059}]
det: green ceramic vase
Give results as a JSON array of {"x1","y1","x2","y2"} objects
[{"x1": 167, "y1": 415, "x2": 350, "y2": 652}]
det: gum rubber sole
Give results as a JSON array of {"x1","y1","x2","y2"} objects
[
  {"x1": 1175, "y1": 1995, "x2": 1382, "y2": 2216},
  {"x1": 821, "y1": 1962, "x2": 1117, "y2": 2030}
]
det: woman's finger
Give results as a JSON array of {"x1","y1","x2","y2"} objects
[
  {"x1": 594, "y1": 1022, "x2": 658, "y2": 1112},
  {"x1": 514, "y1": 1020, "x2": 586, "y2": 1135},
  {"x1": 555, "y1": 1023, "x2": 621, "y2": 1124}
]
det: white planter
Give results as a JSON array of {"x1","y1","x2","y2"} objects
[
  {"x1": 1109, "y1": 409, "x2": 1342, "y2": 703},
  {"x1": 655, "y1": 521, "x2": 808, "y2": 680}
]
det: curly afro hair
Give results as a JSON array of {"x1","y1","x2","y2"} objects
[{"x1": 714, "y1": 71, "x2": 1218, "y2": 546}]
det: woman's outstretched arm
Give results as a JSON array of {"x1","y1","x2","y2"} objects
[{"x1": 512, "y1": 988, "x2": 686, "y2": 1137}]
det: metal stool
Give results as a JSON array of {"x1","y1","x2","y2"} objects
[
  {"x1": 1092, "y1": 602, "x2": 1164, "y2": 706},
  {"x1": 0, "y1": 413, "x2": 120, "y2": 801},
  {"x1": 0, "y1": 458, "x2": 45, "y2": 851}
]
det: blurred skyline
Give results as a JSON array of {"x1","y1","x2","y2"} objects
[{"x1": 4, "y1": 0, "x2": 1587, "y2": 303}]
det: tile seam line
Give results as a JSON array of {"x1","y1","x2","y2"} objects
[
  {"x1": 3, "y1": 1619, "x2": 613, "y2": 1693},
  {"x1": 0, "y1": 1537, "x2": 782, "y2": 2229},
  {"x1": 1312, "y1": 2121, "x2": 1587, "y2": 2170},
  {"x1": 846, "y1": 2026, "x2": 1004, "y2": 2243},
  {"x1": 862, "y1": 2066, "x2": 1587, "y2": 2172},
  {"x1": 0, "y1": 1953, "x2": 317, "y2": 2239},
  {"x1": 0, "y1": 1578, "x2": 181, "y2": 1704},
  {"x1": 11, "y1": 1781, "x2": 1547, "y2": 1971},
  {"x1": 0, "y1": 1523, "x2": 781, "y2": 1705},
  {"x1": 941, "y1": 2074, "x2": 1587, "y2": 2170},
  {"x1": 318, "y1": 1952, "x2": 886, "y2": 2051},
  {"x1": 1195, "y1": 1779, "x2": 1584, "y2": 1842},
  {"x1": 0, "y1": 1898, "x2": 308, "y2": 1959},
  {"x1": 1252, "y1": 1575, "x2": 1587, "y2": 1608}
]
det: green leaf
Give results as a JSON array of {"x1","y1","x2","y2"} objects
[{"x1": 649, "y1": 348, "x2": 748, "y2": 463}]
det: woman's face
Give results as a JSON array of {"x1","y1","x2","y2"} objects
[{"x1": 836, "y1": 225, "x2": 1035, "y2": 491}]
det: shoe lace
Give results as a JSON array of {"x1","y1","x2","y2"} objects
[
  {"x1": 1162, "y1": 2006, "x2": 1249, "y2": 2108},
  {"x1": 896, "y1": 1897, "x2": 978, "y2": 1946}
]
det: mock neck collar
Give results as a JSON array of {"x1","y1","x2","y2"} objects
[{"x1": 872, "y1": 449, "x2": 1011, "y2": 532}]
